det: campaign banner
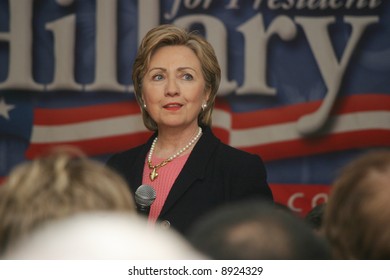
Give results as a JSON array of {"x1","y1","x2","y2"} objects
[{"x1": 1, "y1": 0, "x2": 389, "y2": 215}]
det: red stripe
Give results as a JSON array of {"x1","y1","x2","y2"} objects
[
  {"x1": 212, "y1": 127, "x2": 230, "y2": 144},
  {"x1": 242, "y1": 129, "x2": 390, "y2": 162},
  {"x1": 34, "y1": 101, "x2": 141, "y2": 125},
  {"x1": 25, "y1": 131, "x2": 153, "y2": 159},
  {"x1": 233, "y1": 94, "x2": 390, "y2": 128}
]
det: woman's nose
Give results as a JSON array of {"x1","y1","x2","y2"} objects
[{"x1": 165, "y1": 78, "x2": 179, "y2": 96}]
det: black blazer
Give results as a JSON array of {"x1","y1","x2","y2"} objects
[{"x1": 107, "y1": 126, "x2": 273, "y2": 235}]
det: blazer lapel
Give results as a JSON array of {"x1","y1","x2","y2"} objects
[{"x1": 159, "y1": 126, "x2": 220, "y2": 216}]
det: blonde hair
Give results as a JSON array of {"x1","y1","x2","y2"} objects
[
  {"x1": 0, "y1": 146, "x2": 135, "y2": 254},
  {"x1": 132, "y1": 24, "x2": 221, "y2": 131}
]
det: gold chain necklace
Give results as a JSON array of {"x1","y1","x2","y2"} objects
[{"x1": 147, "y1": 127, "x2": 202, "y2": 181}]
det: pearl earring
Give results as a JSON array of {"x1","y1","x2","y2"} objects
[
  {"x1": 201, "y1": 103, "x2": 207, "y2": 111},
  {"x1": 143, "y1": 103, "x2": 147, "y2": 109}
]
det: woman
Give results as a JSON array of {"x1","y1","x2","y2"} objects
[{"x1": 107, "y1": 24, "x2": 273, "y2": 235}]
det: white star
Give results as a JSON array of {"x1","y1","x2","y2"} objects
[{"x1": 0, "y1": 97, "x2": 15, "y2": 120}]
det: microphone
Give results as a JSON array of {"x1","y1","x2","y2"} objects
[{"x1": 135, "y1": 184, "x2": 156, "y2": 216}]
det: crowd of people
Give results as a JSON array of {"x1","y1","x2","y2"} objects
[
  {"x1": 1, "y1": 147, "x2": 389, "y2": 260},
  {"x1": 0, "y1": 24, "x2": 389, "y2": 260}
]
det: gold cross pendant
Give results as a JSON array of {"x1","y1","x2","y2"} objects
[{"x1": 150, "y1": 168, "x2": 158, "y2": 181}]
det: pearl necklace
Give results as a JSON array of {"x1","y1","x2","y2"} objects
[{"x1": 147, "y1": 127, "x2": 202, "y2": 181}]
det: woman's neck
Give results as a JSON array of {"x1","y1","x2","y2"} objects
[{"x1": 153, "y1": 125, "x2": 202, "y2": 159}]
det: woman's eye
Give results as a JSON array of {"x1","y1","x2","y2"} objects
[
  {"x1": 152, "y1": 74, "x2": 163, "y2": 81},
  {"x1": 183, "y1": 73, "x2": 193, "y2": 80}
]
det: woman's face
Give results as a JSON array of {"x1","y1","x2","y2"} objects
[{"x1": 142, "y1": 45, "x2": 209, "y2": 130}]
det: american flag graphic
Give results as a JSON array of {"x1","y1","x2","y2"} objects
[
  {"x1": 23, "y1": 93, "x2": 390, "y2": 162},
  {"x1": 1, "y1": 91, "x2": 387, "y2": 214}
]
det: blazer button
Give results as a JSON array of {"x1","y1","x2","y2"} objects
[{"x1": 160, "y1": 220, "x2": 171, "y2": 229}]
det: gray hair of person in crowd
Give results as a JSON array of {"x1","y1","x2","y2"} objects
[{"x1": 0, "y1": 146, "x2": 136, "y2": 255}]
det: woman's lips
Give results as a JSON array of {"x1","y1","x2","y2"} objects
[{"x1": 163, "y1": 103, "x2": 182, "y2": 111}]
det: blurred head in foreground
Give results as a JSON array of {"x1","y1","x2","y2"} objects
[
  {"x1": 187, "y1": 199, "x2": 330, "y2": 260},
  {"x1": 3, "y1": 212, "x2": 203, "y2": 260},
  {"x1": 0, "y1": 146, "x2": 136, "y2": 255},
  {"x1": 324, "y1": 149, "x2": 390, "y2": 259}
]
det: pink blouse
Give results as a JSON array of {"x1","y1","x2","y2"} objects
[{"x1": 142, "y1": 153, "x2": 190, "y2": 223}]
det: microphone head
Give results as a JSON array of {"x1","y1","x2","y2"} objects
[{"x1": 135, "y1": 184, "x2": 156, "y2": 207}]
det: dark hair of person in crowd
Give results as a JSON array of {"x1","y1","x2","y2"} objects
[{"x1": 187, "y1": 199, "x2": 331, "y2": 260}]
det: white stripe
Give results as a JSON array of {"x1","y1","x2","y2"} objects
[
  {"x1": 231, "y1": 111, "x2": 390, "y2": 147},
  {"x1": 31, "y1": 114, "x2": 146, "y2": 143},
  {"x1": 212, "y1": 108, "x2": 231, "y2": 130}
]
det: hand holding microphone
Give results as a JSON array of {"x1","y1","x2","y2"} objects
[{"x1": 135, "y1": 185, "x2": 156, "y2": 216}]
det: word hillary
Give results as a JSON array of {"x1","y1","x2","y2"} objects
[{"x1": 0, "y1": 0, "x2": 380, "y2": 134}]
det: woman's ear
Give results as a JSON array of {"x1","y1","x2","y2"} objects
[{"x1": 204, "y1": 89, "x2": 211, "y2": 104}]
